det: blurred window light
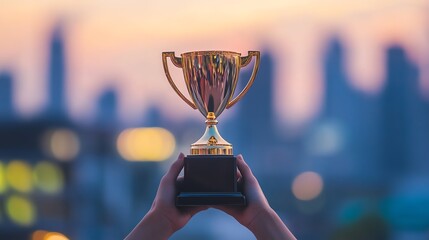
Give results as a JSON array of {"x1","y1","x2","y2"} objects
[
  {"x1": 0, "y1": 161, "x2": 7, "y2": 194},
  {"x1": 117, "y1": 127, "x2": 176, "y2": 162},
  {"x1": 43, "y1": 129, "x2": 80, "y2": 161},
  {"x1": 31, "y1": 230, "x2": 69, "y2": 240},
  {"x1": 33, "y1": 161, "x2": 64, "y2": 194},
  {"x1": 6, "y1": 160, "x2": 33, "y2": 193},
  {"x1": 44, "y1": 232, "x2": 69, "y2": 240},
  {"x1": 292, "y1": 171, "x2": 324, "y2": 201},
  {"x1": 6, "y1": 195, "x2": 35, "y2": 226},
  {"x1": 32, "y1": 230, "x2": 49, "y2": 240},
  {"x1": 307, "y1": 121, "x2": 344, "y2": 156}
]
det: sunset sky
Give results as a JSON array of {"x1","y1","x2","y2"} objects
[{"x1": 0, "y1": 0, "x2": 428, "y2": 126}]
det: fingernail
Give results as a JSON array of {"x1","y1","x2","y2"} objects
[
  {"x1": 237, "y1": 154, "x2": 243, "y2": 159},
  {"x1": 179, "y1": 152, "x2": 185, "y2": 158}
]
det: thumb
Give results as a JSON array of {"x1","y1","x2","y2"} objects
[{"x1": 163, "y1": 153, "x2": 185, "y2": 183}]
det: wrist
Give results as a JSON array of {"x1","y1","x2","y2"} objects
[
  {"x1": 247, "y1": 208, "x2": 296, "y2": 240},
  {"x1": 146, "y1": 208, "x2": 176, "y2": 236},
  {"x1": 246, "y1": 207, "x2": 276, "y2": 229},
  {"x1": 125, "y1": 209, "x2": 175, "y2": 240}
]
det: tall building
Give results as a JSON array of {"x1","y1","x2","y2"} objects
[
  {"x1": 380, "y1": 46, "x2": 429, "y2": 176},
  {"x1": 95, "y1": 89, "x2": 118, "y2": 127},
  {"x1": 46, "y1": 26, "x2": 67, "y2": 118},
  {"x1": 318, "y1": 38, "x2": 380, "y2": 182},
  {"x1": 379, "y1": 46, "x2": 419, "y2": 176},
  {"x1": 231, "y1": 51, "x2": 276, "y2": 172},
  {"x1": 323, "y1": 39, "x2": 354, "y2": 119},
  {"x1": 0, "y1": 71, "x2": 15, "y2": 120},
  {"x1": 142, "y1": 105, "x2": 164, "y2": 127},
  {"x1": 236, "y1": 52, "x2": 275, "y2": 147}
]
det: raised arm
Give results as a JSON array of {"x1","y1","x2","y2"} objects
[
  {"x1": 215, "y1": 155, "x2": 296, "y2": 240},
  {"x1": 125, "y1": 153, "x2": 207, "y2": 240}
]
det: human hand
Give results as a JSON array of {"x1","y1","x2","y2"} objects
[
  {"x1": 215, "y1": 154, "x2": 296, "y2": 240},
  {"x1": 215, "y1": 154, "x2": 270, "y2": 226},
  {"x1": 125, "y1": 153, "x2": 207, "y2": 240}
]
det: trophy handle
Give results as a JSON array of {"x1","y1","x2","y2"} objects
[
  {"x1": 226, "y1": 51, "x2": 260, "y2": 109},
  {"x1": 162, "y1": 52, "x2": 197, "y2": 109}
]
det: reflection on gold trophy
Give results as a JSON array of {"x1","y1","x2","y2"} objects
[{"x1": 162, "y1": 51, "x2": 260, "y2": 206}]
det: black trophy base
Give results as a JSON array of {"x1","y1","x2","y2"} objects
[
  {"x1": 176, "y1": 192, "x2": 246, "y2": 206},
  {"x1": 175, "y1": 155, "x2": 246, "y2": 206}
]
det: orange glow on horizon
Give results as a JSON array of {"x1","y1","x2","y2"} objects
[{"x1": 0, "y1": 0, "x2": 428, "y2": 125}]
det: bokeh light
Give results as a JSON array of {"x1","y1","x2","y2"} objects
[
  {"x1": 307, "y1": 121, "x2": 344, "y2": 156},
  {"x1": 6, "y1": 195, "x2": 35, "y2": 226},
  {"x1": 32, "y1": 230, "x2": 49, "y2": 240},
  {"x1": 43, "y1": 129, "x2": 80, "y2": 161},
  {"x1": 33, "y1": 161, "x2": 64, "y2": 194},
  {"x1": 292, "y1": 171, "x2": 324, "y2": 201},
  {"x1": 32, "y1": 230, "x2": 69, "y2": 240},
  {"x1": 0, "y1": 162, "x2": 7, "y2": 194},
  {"x1": 0, "y1": 0, "x2": 428, "y2": 239},
  {"x1": 44, "y1": 232, "x2": 69, "y2": 240},
  {"x1": 117, "y1": 127, "x2": 176, "y2": 161},
  {"x1": 6, "y1": 160, "x2": 33, "y2": 193}
]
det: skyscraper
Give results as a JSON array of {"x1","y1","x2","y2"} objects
[
  {"x1": 47, "y1": 26, "x2": 67, "y2": 118},
  {"x1": 319, "y1": 38, "x2": 380, "y2": 181},
  {"x1": 380, "y1": 46, "x2": 419, "y2": 176},
  {"x1": 236, "y1": 52, "x2": 275, "y2": 147},
  {"x1": 0, "y1": 71, "x2": 14, "y2": 120},
  {"x1": 95, "y1": 89, "x2": 118, "y2": 126},
  {"x1": 232, "y1": 51, "x2": 276, "y2": 171}
]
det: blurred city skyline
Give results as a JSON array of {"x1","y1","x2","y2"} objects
[
  {"x1": 0, "y1": 0, "x2": 428, "y2": 127},
  {"x1": 1, "y1": 2, "x2": 429, "y2": 239}
]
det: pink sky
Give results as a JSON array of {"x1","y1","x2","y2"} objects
[{"x1": 0, "y1": 0, "x2": 428, "y2": 127}]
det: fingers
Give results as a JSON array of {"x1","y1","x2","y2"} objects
[
  {"x1": 236, "y1": 169, "x2": 242, "y2": 181},
  {"x1": 163, "y1": 153, "x2": 185, "y2": 183},
  {"x1": 236, "y1": 154, "x2": 255, "y2": 182}
]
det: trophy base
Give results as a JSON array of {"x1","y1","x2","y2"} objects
[
  {"x1": 176, "y1": 155, "x2": 246, "y2": 206},
  {"x1": 176, "y1": 192, "x2": 246, "y2": 206}
]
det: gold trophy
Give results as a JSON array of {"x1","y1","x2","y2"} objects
[{"x1": 162, "y1": 50, "x2": 260, "y2": 206}]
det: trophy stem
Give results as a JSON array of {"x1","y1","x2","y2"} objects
[{"x1": 190, "y1": 112, "x2": 233, "y2": 155}]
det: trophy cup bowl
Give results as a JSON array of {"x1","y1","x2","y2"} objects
[{"x1": 162, "y1": 50, "x2": 260, "y2": 206}]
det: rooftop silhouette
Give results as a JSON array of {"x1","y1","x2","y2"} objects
[{"x1": 0, "y1": 71, "x2": 15, "y2": 120}]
